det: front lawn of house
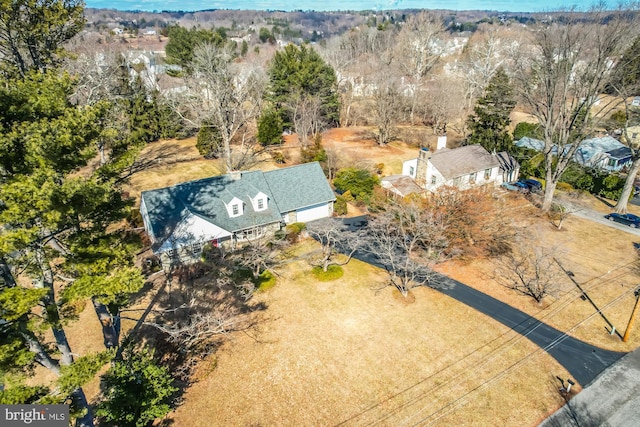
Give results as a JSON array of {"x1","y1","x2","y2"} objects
[{"x1": 165, "y1": 247, "x2": 572, "y2": 426}]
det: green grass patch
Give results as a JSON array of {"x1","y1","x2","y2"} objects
[
  {"x1": 233, "y1": 268, "x2": 277, "y2": 292},
  {"x1": 312, "y1": 265, "x2": 344, "y2": 281},
  {"x1": 256, "y1": 270, "x2": 277, "y2": 292}
]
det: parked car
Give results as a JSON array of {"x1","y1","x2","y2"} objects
[
  {"x1": 519, "y1": 179, "x2": 543, "y2": 192},
  {"x1": 605, "y1": 212, "x2": 640, "y2": 228},
  {"x1": 501, "y1": 181, "x2": 529, "y2": 193}
]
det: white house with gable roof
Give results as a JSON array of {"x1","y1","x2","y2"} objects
[
  {"x1": 401, "y1": 136, "x2": 519, "y2": 193},
  {"x1": 140, "y1": 162, "x2": 335, "y2": 267}
]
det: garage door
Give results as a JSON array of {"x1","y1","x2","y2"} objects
[{"x1": 295, "y1": 203, "x2": 330, "y2": 223}]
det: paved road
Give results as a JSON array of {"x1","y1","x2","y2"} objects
[
  {"x1": 540, "y1": 346, "x2": 640, "y2": 427},
  {"x1": 555, "y1": 196, "x2": 640, "y2": 236}
]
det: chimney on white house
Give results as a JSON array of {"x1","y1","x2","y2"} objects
[{"x1": 436, "y1": 135, "x2": 447, "y2": 151}]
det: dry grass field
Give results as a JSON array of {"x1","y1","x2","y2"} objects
[
  {"x1": 111, "y1": 129, "x2": 640, "y2": 426},
  {"x1": 166, "y1": 253, "x2": 572, "y2": 427},
  {"x1": 160, "y1": 214, "x2": 640, "y2": 427}
]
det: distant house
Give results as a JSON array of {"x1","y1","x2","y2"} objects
[
  {"x1": 631, "y1": 96, "x2": 640, "y2": 107},
  {"x1": 515, "y1": 135, "x2": 632, "y2": 172},
  {"x1": 401, "y1": 136, "x2": 519, "y2": 193},
  {"x1": 140, "y1": 162, "x2": 335, "y2": 266}
]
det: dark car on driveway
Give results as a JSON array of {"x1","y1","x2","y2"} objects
[
  {"x1": 605, "y1": 212, "x2": 640, "y2": 228},
  {"x1": 519, "y1": 179, "x2": 543, "y2": 192}
]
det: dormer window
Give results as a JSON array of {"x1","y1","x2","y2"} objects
[
  {"x1": 226, "y1": 196, "x2": 244, "y2": 218},
  {"x1": 250, "y1": 191, "x2": 268, "y2": 212}
]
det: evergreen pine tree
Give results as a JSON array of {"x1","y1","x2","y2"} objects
[
  {"x1": 466, "y1": 68, "x2": 516, "y2": 153},
  {"x1": 266, "y1": 44, "x2": 340, "y2": 130}
]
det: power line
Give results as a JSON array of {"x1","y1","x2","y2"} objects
[
  {"x1": 408, "y1": 289, "x2": 634, "y2": 427},
  {"x1": 337, "y1": 261, "x2": 637, "y2": 426}
]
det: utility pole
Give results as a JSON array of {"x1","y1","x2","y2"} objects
[{"x1": 622, "y1": 287, "x2": 640, "y2": 343}]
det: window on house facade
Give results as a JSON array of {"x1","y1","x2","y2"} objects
[
  {"x1": 410, "y1": 166, "x2": 415, "y2": 176},
  {"x1": 257, "y1": 198, "x2": 264, "y2": 210},
  {"x1": 469, "y1": 172, "x2": 477, "y2": 183},
  {"x1": 484, "y1": 169, "x2": 491, "y2": 180},
  {"x1": 452, "y1": 177, "x2": 461, "y2": 186},
  {"x1": 191, "y1": 243, "x2": 202, "y2": 254},
  {"x1": 431, "y1": 175, "x2": 436, "y2": 185},
  {"x1": 608, "y1": 158, "x2": 617, "y2": 167},
  {"x1": 167, "y1": 248, "x2": 176, "y2": 258},
  {"x1": 232, "y1": 204, "x2": 239, "y2": 215}
]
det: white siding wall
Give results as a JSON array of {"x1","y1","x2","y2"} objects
[
  {"x1": 402, "y1": 158, "x2": 418, "y2": 178},
  {"x1": 157, "y1": 213, "x2": 232, "y2": 253},
  {"x1": 140, "y1": 198, "x2": 155, "y2": 242},
  {"x1": 424, "y1": 163, "x2": 445, "y2": 192},
  {"x1": 425, "y1": 166, "x2": 501, "y2": 192}
]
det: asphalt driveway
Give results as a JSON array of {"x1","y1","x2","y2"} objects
[{"x1": 432, "y1": 274, "x2": 626, "y2": 386}]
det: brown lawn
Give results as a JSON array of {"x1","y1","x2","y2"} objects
[
  {"x1": 107, "y1": 128, "x2": 640, "y2": 426},
  {"x1": 166, "y1": 251, "x2": 571, "y2": 427},
  {"x1": 124, "y1": 138, "x2": 224, "y2": 203}
]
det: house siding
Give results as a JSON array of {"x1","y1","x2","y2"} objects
[
  {"x1": 405, "y1": 145, "x2": 517, "y2": 193},
  {"x1": 139, "y1": 198, "x2": 155, "y2": 242},
  {"x1": 402, "y1": 158, "x2": 418, "y2": 178}
]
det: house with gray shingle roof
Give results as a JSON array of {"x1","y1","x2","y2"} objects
[
  {"x1": 140, "y1": 162, "x2": 335, "y2": 266},
  {"x1": 515, "y1": 135, "x2": 632, "y2": 172},
  {"x1": 402, "y1": 143, "x2": 519, "y2": 193}
]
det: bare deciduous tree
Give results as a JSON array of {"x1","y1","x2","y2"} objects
[
  {"x1": 142, "y1": 255, "x2": 264, "y2": 359},
  {"x1": 318, "y1": 36, "x2": 357, "y2": 127},
  {"x1": 149, "y1": 296, "x2": 240, "y2": 351},
  {"x1": 285, "y1": 93, "x2": 326, "y2": 148},
  {"x1": 360, "y1": 200, "x2": 449, "y2": 297},
  {"x1": 231, "y1": 233, "x2": 289, "y2": 279},
  {"x1": 549, "y1": 200, "x2": 582, "y2": 230},
  {"x1": 306, "y1": 218, "x2": 361, "y2": 272},
  {"x1": 609, "y1": 36, "x2": 640, "y2": 213},
  {"x1": 175, "y1": 43, "x2": 266, "y2": 172},
  {"x1": 396, "y1": 11, "x2": 444, "y2": 123},
  {"x1": 512, "y1": 8, "x2": 635, "y2": 211},
  {"x1": 455, "y1": 32, "x2": 515, "y2": 117},
  {"x1": 371, "y1": 76, "x2": 406, "y2": 145},
  {"x1": 495, "y1": 232, "x2": 564, "y2": 303},
  {"x1": 419, "y1": 77, "x2": 466, "y2": 135}
]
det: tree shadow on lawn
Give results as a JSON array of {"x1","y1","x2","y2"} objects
[
  {"x1": 122, "y1": 143, "x2": 206, "y2": 182},
  {"x1": 122, "y1": 262, "x2": 270, "y2": 412},
  {"x1": 595, "y1": 195, "x2": 615, "y2": 208}
]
